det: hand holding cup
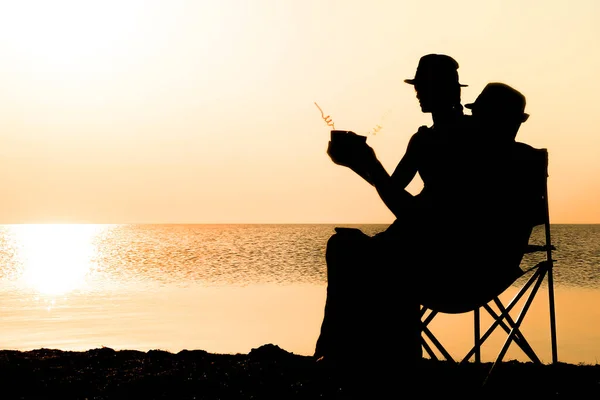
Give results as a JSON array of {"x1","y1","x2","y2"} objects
[
  {"x1": 328, "y1": 130, "x2": 369, "y2": 165},
  {"x1": 327, "y1": 130, "x2": 377, "y2": 184}
]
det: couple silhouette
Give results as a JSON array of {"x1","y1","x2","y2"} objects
[{"x1": 314, "y1": 53, "x2": 539, "y2": 395}]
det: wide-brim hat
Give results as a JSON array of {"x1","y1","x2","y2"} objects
[
  {"x1": 404, "y1": 54, "x2": 467, "y2": 87},
  {"x1": 465, "y1": 82, "x2": 529, "y2": 122}
]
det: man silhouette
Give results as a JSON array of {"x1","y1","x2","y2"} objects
[
  {"x1": 466, "y1": 81, "x2": 529, "y2": 143},
  {"x1": 465, "y1": 82, "x2": 540, "y2": 257}
]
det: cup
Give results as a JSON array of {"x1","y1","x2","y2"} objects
[
  {"x1": 329, "y1": 130, "x2": 372, "y2": 184},
  {"x1": 330, "y1": 130, "x2": 367, "y2": 145}
]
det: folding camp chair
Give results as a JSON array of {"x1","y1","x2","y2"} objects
[{"x1": 420, "y1": 146, "x2": 558, "y2": 366}]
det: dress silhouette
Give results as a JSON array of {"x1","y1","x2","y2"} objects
[{"x1": 315, "y1": 55, "x2": 473, "y2": 397}]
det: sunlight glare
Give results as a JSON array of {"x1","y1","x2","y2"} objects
[
  {"x1": 0, "y1": 1, "x2": 144, "y2": 76},
  {"x1": 11, "y1": 224, "x2": 103, "y2": 296}
]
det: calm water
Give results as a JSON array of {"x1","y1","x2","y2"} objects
[{"x1": 0, "y1": 224, "x2": 598, "y2": 364}]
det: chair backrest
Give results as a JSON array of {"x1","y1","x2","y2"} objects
[
  {"x1": 509, "y1": 143, "x2": 548, "y2": 228},
  {"x1": 418, "y1": 143, "x2": 550, "y2": 314}
]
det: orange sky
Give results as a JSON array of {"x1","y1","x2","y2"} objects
[{"x1": 0, "y1": 0, "x2": 598, "y2": 224}]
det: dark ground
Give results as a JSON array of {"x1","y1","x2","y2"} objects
[{"x1": 0, "y1": 344, "x2": 598, "y2": 399}]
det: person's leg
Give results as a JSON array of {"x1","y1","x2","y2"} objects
[
  {"x1": 315, "y1": 227, "x2": 425, "y2": 397},
  {"x1": 356, "y1": 232, "x2": 422, "y2": 395},
  {"x1": 314, "y1": 229, "x2": 371, "y2": 361}
]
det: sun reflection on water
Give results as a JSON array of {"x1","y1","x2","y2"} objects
[{"x1": 10, "y1": 224, "x2": 104, "y2": 296}]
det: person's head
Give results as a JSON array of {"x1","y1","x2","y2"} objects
[
  {"x1": 465, "y1": 82, "x2": 529, "y2": 141},
  {"x1": 404, "y1": 54, "x2": 467, "y2": 113}
]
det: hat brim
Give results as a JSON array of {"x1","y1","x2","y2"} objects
[
  {"x1": 404, "y1": 78, "x2": 468, "y2": 87},
  {"x1": 466, "y1": 104, "x2": 530, "y2": 123}
]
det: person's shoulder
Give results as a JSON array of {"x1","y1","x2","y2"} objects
[
  {"x1": 513, "y1": 142, "x2": 546, "y2": 158},
  {"x1": 405, "y1": 125, "x2": 433, "y2": 150},
  {"x1": 416, "y1": 124, "x2": 432, "y2": 133},
  {"x1": 413, "y1": 124, "x2": 433, "y2": 138},
  {"x1": 514, "y1": 141, "x2": 535, "y2": 150},
  {"x1": 511, "y1": 142, "x2": 547, "y2": 173}
]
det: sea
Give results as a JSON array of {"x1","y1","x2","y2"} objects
[{"x1": 0, "y1": 223, "x2": 598, "y2": 365}]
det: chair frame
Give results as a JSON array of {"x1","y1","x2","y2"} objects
[{"x1": 420, "y1": 147, "x2": 558, "y2": 366}]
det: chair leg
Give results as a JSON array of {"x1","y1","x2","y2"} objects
[
  {"x1": 423, "y1": 261, "x2": 557, "y2": 366},
  {"x1": 421, "y1": 308, "x2": 455, "y2": 363},
  {"x1": 421, "y1": 337, "x2": 438, "y2": 361},
  {"x1": 493, "y1": 271, "x2": 546, "y2": 365},
  {"x1": 474, "y1": 308, "x2": 481, "y2": 364},
  {"x1": 461, "y1": 268, "x2": 542, "y2": 363},
  {"x1": 422, "y1": 325, "x2": 456, "y2": 363},
  {"x1": 489, "y1": 300, "x2": 540, "y2": 363},
  {"x1": 547, "y1": 265, "x2": 559, "y2": 364},
  {"x1": 422, "y1": 308, "x2": 437, "y2": 327}
]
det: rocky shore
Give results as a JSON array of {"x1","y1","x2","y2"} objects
[{"x1": 0, "y1": 344, "x2": 598, "y2": 399}]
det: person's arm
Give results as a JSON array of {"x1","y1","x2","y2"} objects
[
  {"x1": 326, "y1": 140, "x2": 375, "y2": 185},
  {"x1": 366, "y1": 133, "x2": 421, "y2": 217},
  {"x1": 326, "y1": 130, "x2": 421, "y2": 217},
  {"x1": 390, "y1": 134, "x2": 420, "y2": 189},
  {"x1": 367, "y1": 157, "x2": 416, "y2": 218}
]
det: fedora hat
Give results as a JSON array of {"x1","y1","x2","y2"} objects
[
  {"x1": 404, "y1": 54, "x2": 467, "y2": 87},
  {"x1": 465, "y1": 82, "x2": 530, "y2": 123}
]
